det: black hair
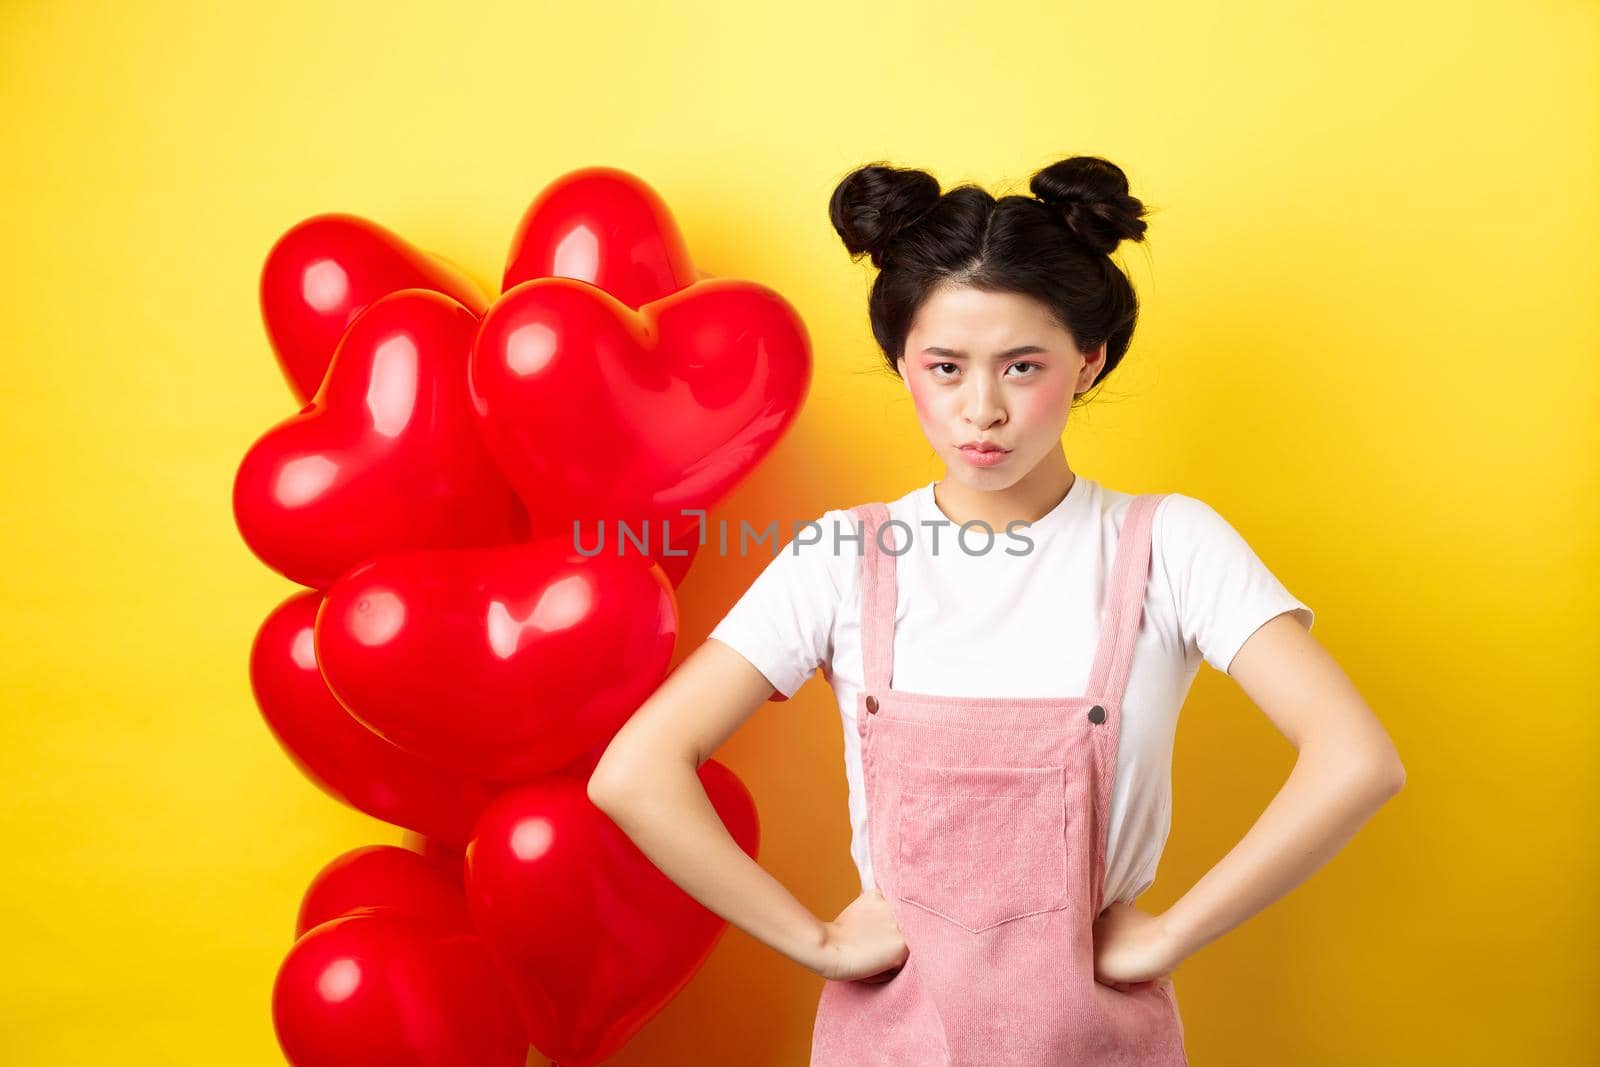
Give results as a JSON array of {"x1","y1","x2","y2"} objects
[{"x1": 828, "y1": 155, "x2": 1153, "y2": 401}]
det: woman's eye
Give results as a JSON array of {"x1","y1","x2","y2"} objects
[{"x1": 928, "y1": 361, "x2": 1038, "y2": 380}]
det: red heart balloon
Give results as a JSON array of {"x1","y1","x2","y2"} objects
[
  {"x1": 273, "y1": 908, "x2": 526, "y2": 1067},
  {"x1": 251, "y1": 590, "x2": 500, "y2": 847},
  {"x1": 464, "y1": 760, "x2": 759, "y2": 1066},
  {"x1": 234, "y1": 289, "x2": 523, "y2": 590},
  {"x1": 651, "y1": 518, "x2": 702, "y2": 587},
  {"x1": 316, "y1": 539, "x2": 677, "y2": 781},
  {"x1": 605, "y1": 505, "x2": 703, "y2": 588},
  {"x1": 469, "y1": 276, "x2": 811, "y2": 534},
  {"x1": 400, "y1": 831, "x2": 467, "y2": 884},
  {"x1": 261, "y1": 213, "x2": 489, "y2": 403},
  {"x1": 502, "y1": 166, "x2": 698, "y2": 304},
  {"x1": 296, "y1": 845, "x2": 472, "y2": 938}
]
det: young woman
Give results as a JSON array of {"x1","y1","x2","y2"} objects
[{"x1": 588, "y1": 155, "x2": 1406, "y2": 1064}]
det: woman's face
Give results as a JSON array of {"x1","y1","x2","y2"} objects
[{"x1": 895, "y1": 282, "x2": 1104, "y2": 491}]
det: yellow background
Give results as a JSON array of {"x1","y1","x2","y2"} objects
[{"x1": 3, "y1": 1, "x2": 1595, "y2": 1064}]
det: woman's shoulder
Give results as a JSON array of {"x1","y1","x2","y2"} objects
[
  {"x1": 1133, "y1": 487, "x2": 1297, "y2": 587},
  {"x1": 1083, "y1": 485, "x2": 1252, "y2": 571},
  {"x1": 1143, "y1": 489, "x2": 1240, "y2": 541},
  {"x1": 763, "y1": 502, "x2": 867, "y2": 590},
  {"x1": 767, "y1": 484, "x2": 932, "y2": 589},
  {"x1": 1093, "y1": 483, "x2": 1213, "y2": 528}
]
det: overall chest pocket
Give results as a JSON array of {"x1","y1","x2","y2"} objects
[{"x1": 892, "y1": 760, "x2": 1068, "y2": 933}]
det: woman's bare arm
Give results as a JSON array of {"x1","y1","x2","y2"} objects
[
  {"x1": 1153, "y1": 611, "x2": 1407, "y2": 965},
  {"x1": 586, "y1": 638, "x2": 833, "y2": 975}
]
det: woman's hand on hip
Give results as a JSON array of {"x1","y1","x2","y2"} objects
[
  {"x1": 1092, "y1": 900, "x2": 1182, "y2": 990},
  {"x1": 814, "y1": 887, "x2": 909, "y2": 983}
]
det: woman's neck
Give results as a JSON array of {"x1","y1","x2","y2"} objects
[{"x1": 932, "y1": 449, "x2": 1076, "y2": 530}]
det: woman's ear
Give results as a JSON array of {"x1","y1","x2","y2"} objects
[{"x1": 1078, "y1": 344, "x2": 1107, "y2": 391}]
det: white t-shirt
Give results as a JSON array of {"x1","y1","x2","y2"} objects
[{"x1": 708, "y1": 475, "x2": 1314, "y2": 904}]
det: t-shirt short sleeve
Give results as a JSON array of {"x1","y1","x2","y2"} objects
[
  {"x1": 1155, "y1": 494, "x2": 1315, "y2": 675},
  {"x1": 707, "y1": 508, "x2": 851, "y2": 698}
]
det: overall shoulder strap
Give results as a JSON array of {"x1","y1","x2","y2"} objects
[
  {"x1": 1085, "y1": 493, "x2": 1167, "y2": 709},
  {"x1": 850, "y1": 502, "x2": 896, "y2": 692}
]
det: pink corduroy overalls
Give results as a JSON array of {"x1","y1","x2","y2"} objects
[{"x1": 810, "y1": 493, "x2": 1188, "y2": 1066}]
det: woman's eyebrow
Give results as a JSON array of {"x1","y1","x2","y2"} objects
[{"x1": 921, "y1": 345, "x2": 1048, "y2": 358}]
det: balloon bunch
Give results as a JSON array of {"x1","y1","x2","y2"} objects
[{"x1": 237, "y1": 167, "x2": 811, "y2": 1066}]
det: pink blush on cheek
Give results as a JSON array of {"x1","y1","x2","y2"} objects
[
  {"x1": 1010, "y1": 378, "x2": 1072, "y2": 429},
  {"x1": 903, "y1": 373, "x2": 935, "y2": 416}
]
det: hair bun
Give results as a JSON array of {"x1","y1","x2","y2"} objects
[
  {"x1": 828, "y1": 163, "x2": 943, "y2": 268},
  {"x1": 1029, "y1": 156, "x2": 1149, "y2": 256}
]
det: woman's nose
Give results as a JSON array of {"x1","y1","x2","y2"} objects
[{"x1": 962, "y1": 382, "x2": 1006, "y2": 425}]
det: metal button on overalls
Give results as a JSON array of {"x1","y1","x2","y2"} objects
[{"x1": 811, "y1": 493, "x2": 1188, "y2": 1066}]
